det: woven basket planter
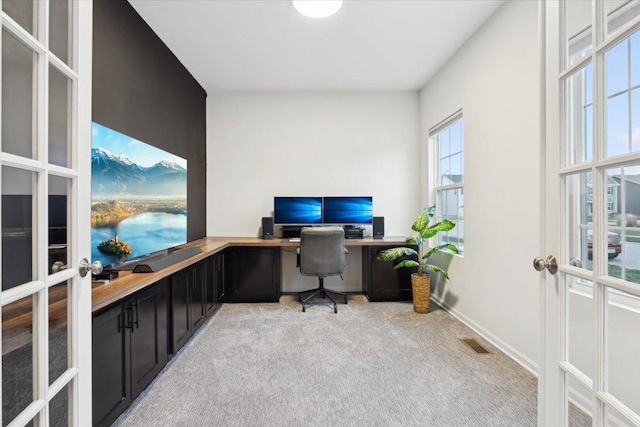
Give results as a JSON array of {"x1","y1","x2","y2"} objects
[{"x1": 411, "y1": 273, "x2": 430, "y2": 313}]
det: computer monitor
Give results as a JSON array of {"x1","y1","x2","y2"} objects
[
  {"x1": 323, "y1": 196, "x2": 373, "y2": 224},
  {"x1": 274, "y1": 197, "x2": 323, "y2": 225}
]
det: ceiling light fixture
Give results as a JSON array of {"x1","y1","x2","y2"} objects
[{"x1": 293, "y1": 0, "x2": 343, "y2": 18}]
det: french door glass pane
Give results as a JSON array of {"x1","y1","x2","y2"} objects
[
  {"x1": 605, "y1": 286, "x2": 640, "y2": 415},
  {"x1": 605, "y1": 165, "x2": 640, "y2": 284},
  {"x1": 632, "y1": 32, "x2": 640, "y2": 88},
  {"x1": 49, "y1": 0, "x2": 71, "y2": 66},
  {"x1": 633, "y1": 89, "x2": 640, "y2": 152},
  {"x1": 566, "y1": 0, "x2": 592, "y2": 65},
  {"x1": 566, "y1": 67, "x2": 593, "y2": 166},
  {"x1": 607, "y1": 93, "x2": 630, "y2": 157},
  {"x1": 48, "y1": 175, "x2": 70, "y2": 275},
  {"x1": 2, "y1": 294, "x2": 35, "y2": 426},
  {"x1": 2, "y1": 167, "x2": 37, "y2": 290},
  {"x1": 605, "y1": 30, "x2": 639, "y2": 158},
  {"x1": 49, "y1": 65, "x2": 72, "y2": 168},
  {"x1": 607, "y1": 40, "x2": 628, "y2": 96},
  {"x1": 565, "y1": 172, "x2": 593, "y2": 270},
  {"x1": 605, "y1": 402, "x2": 636, "y2": 426},
  {"x1": 568, "y1": 374, "x2": 593, "y2": 426},
  {"x1": 2, "y1": 0, "x2": 35, "y2": 36},
  {"x1": 49, "y1": 280, "x2": 69, "y2": 385},
  {"x1": 2, "y1": 29, "x2": 37, "y2": 160},
  {"x1": 567, "y1": 275, "x2": 594, "y2": 379},
  {"x1": 49, "y1": 381, "x2": 69, "y2": 427}
]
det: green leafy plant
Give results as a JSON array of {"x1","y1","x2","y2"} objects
[{"x1": 377, "y1": 206, "x2": 459, "y2": 279}]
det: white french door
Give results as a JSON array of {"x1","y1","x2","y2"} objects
[
  {"x1": 542, "y1": 1, "x2": 640, "y2": 426},
  {"x1": 0, "y1": 1, "x2": 92, "y2": 426}
]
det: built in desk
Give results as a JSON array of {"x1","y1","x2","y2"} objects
[
  {"x1": 91, "y1": 236, "x2": 415, "y2": 311},
  {"x1": 90, "y1": 235, "x2": 415, "y2": 427}
]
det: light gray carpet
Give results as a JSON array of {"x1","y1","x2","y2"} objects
[{"x1": 113, "y1": 295, "x2": 589, "y2": 427}]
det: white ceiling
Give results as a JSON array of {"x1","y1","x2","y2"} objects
[{"x1": 129, "y1": 0, "x2": 504, "y2": 92}]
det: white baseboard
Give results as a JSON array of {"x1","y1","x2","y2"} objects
[{"x1": 430, "y1": 294, "x2": 539, "y2": 376}]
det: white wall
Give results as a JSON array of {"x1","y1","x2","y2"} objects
[
  {"x1": 419, "y1": 0, "x2": 541, "y2": 371},
  {"x1": 207, "y1": 91, "x2": 420, "y2": 291}
]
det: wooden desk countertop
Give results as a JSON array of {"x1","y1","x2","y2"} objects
[{"x1": 91, "y1": 236, "x2": 408, "y2": 313}]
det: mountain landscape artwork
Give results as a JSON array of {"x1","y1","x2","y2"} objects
[{"x1": 91, "y1": 122, "x2": 187, "y2": 268}]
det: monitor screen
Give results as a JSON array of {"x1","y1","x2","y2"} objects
[
  {"x1": 324, "y1": 196, "x2": 373, "y2": 224},
  {"x1": 274, "y1": 197, "x2": 323, "y2": 225}
]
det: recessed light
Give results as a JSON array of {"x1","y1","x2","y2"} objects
[{"x1": 293, "y1": 0, "x2": 343, "y2": 18}]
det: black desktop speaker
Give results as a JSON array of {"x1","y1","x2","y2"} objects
[
  {"x1": 373, "y1": 216, "x2": 384, "y2": 239},
  {"x1": 261, "y1": 217, "x2": 274, "y2": 240}
]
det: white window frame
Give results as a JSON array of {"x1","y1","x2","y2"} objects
[{"x1": 429, "y1": 110, "x2": 464, "y2": 253}]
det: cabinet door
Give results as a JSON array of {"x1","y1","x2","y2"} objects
[
  {"x1": 130, "y1": 279, "x2": 168, "y2": 399},
  {"x1": 364, "y1": 246, "x2": 416, "y2": 301},
  {"x1": 227, "y1": 248, "x2": 280, "y2": 302},
  {"x1": 215, "y1": 252, "x2": 225, "y2": 302},
  {"x1": 205, "y1": 256, "x2": 216, "y2": 316},
  {"x1": 171, "y1": 269, "x2": 191, "y2": 354},
  {"x1": 190, "y1": 262, "x2": 206, "y2": 331},
  {"x1": 92, "y1": 303, "x2": 131, "y2": 427}
]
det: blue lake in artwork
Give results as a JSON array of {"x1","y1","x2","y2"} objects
[{"x1": 91, "y1": 212, "x2": 187, "y2": 268}]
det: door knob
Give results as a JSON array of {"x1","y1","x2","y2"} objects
[
  {"x1": 533, "y1": 255, "x2": 558, "y2": 275},
  {"x1": 79, "y1": 258, "x2": 103, "y2": 277},
  {"x1": 51, "y1": 261, "x2": 67, "y2": 273}
]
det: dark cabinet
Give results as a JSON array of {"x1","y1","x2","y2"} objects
[
  {"x1": 130, "y1": 282, "x2": 169, "y2": 399},
  {"x1": 362, "y1": 245, "x2": 417, "y2": 302},
  {"x1": 171, "y1": 261, "x2": 206, "y2": 355},
  {"x1": 205, "y1": 252, "x2": 225, "y2": 316},
  {"x1": 92, "y1": 279, "x2": 168, "y2": 427},
  {"x1": 225, "y1": 247, "x2": 280, "y2": 302}
]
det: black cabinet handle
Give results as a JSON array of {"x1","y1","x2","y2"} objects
[
  {"x1": 124, "y1": 304, "x2": 135, "y2": 332},
  {"x1": 118, "y1": 309, "x2": 125, "y2": 333},
  {"x1": 134, "y1": 299, "x2": 139, "y2": 329}
]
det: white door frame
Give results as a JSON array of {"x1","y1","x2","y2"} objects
[
  {"x1": 0, "y1": 0, "x2": 93, "y2": 425},
  {"x1": 540, "y1": 1, "x2": 640, "y2": 426},
  {"x1": 77, "y1": 1, "x2": 93, "y2": 425}
]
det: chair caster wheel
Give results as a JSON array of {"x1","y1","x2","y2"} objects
[
  {"x1": 344, "y1": 296, "x2": 348, "y2": 304},
  {"x1": 302, "y1": 306, "x2": 306, "y2": 313},
  {"x1": 334, "y1": 304, "x2": 337, "y2": 314}
]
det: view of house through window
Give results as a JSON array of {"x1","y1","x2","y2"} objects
[
  {"x1": 430, "y1": 113, "x2": 464, "y2": 253},
  {"x1": 568, "y1": 24, "x2": 640, "y2": 284}
]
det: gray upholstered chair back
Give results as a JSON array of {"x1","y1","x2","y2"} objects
[{"x1": 300, "y1": 227, "x2": 345, "y2": 277}]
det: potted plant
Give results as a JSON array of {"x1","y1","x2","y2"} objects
[{"x1": 377, "y1": 206, "x2": 459, "y2": 313}]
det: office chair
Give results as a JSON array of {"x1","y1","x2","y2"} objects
[{"x1": 297, "y1": 227, "x2": 348, "y2": 313}]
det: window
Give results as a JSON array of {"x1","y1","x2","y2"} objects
[{"x1": 430, "y1": 112, "x2": 464, "y2": 252}]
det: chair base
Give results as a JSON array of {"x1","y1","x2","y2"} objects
[{"x1": 298, "y1": 277, "x2": 347, "y2": 313}]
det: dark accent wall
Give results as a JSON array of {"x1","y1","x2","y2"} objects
[{"x1": 93, "y1": 0, "x2": 207, "y2": 241}]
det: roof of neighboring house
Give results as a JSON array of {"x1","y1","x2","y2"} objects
[
  {"x1": 588, "y1": 176, "x2": 620, "y2": 186},
  {"x1": 441, "y1": 174, "x2": 463, "y2": 184},
  {"x1": 610, "y1": 175, "x2": 640, "y2": 186}
]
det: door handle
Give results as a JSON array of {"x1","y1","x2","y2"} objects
[
  {"x1": 51, "y1": 261, "x2": 67, "y2": 273},
  {"x1": 79, "y1": 258, "x2": 103, "y2": 277},
  {"x1": 533, "y1": 255, "x2": 558, "y2": 275}
]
